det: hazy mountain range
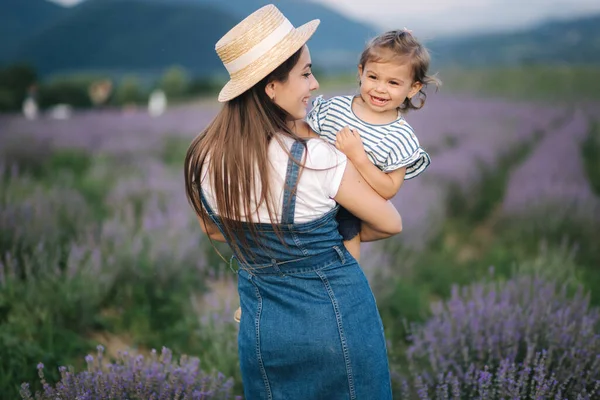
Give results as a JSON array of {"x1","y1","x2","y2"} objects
[{"x1": 1, "y1": 0, "x2": 599, "y2": 78}]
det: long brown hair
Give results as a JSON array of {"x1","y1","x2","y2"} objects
[
  {"x1": 184, "y1": 46, "x2": 306, "y2": 263},
  {"x1": 359, "y1": 30, "x2": 441, "y2": 112}
]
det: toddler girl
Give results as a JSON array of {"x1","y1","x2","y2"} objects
[
  {"x1": 233, "y1": 29, "x2": 438, "y2": 322},
  {"x1": 307, "y1": 28, "x2": 440, "y2": 261}
]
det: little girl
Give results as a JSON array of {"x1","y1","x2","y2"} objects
[
  {"x1": 307, "y1": 28, "x2": 440, "y2": 261},
  {"x1": 233, "y1": 29, "x2": 438, "y2": 322}
]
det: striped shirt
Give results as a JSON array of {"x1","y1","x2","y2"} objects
[{"x1": 306, "y1": 95, "x2": 430, "y2": 179}]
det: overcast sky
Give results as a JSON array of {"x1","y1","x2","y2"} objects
[{"x1": 49, "y1": 0, "x2": 600, "y2": 37}]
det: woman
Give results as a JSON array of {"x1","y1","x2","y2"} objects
[{"x1": 184, "y1": 5, "x2": 401, "y2": 399}]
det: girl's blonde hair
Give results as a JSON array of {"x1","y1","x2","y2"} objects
[{"x1": 358, "y1": 29, "x2": 441, "y2": 112}]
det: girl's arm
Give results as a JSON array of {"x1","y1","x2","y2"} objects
[
  {"x1": 336, "y1": 126, "x2": 406, "y2": 200},
  {"x1": 352, "y1": 157, "x2": 406, "y2": 200}
]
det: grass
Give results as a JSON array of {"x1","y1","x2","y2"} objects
[
  {"x1": 4, "y1": 148, "x2": 598, "y2": 398},
  {"x1": 582, "y1": 121, "x2": 600, "y2": 196},
  {"x1": 0, "y1": 147, "x2": 216, "y2": 397},
  {"x1": 437, "y1": 65, "x2": 600, "y2": 102},
  {"x1": 378, "y1": 118, "x2": 600, "y2": 353},
  {"x1": 2, "y1": 68, "x2": 600, "y2": 397}
]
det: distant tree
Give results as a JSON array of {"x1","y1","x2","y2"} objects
[
  {"x1": 38, "y1": 79, "x2": 92, "y2": 109},
  {"x1": 0, "y1": 63, "x2": 37, "y2": 111},
  {"x1": 158, "y1": 65, "x2": 189, "y2": 98},
  {"x1": 114, "y1": 76, "x2": 144, "y2": 105},
  {"x1": 187, "y1": 75, "x2": 223, "y2": 96}
]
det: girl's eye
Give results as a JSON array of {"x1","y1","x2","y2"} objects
[
  {"x1": 390, "y1": 81, "x2": 399, "y2": 86},
  {"x1": 303, "y1": 72, "x2": 312, "y2": 78},
  {"x1": 368, "y1": 75, "x2": 376, "y2": 79}
]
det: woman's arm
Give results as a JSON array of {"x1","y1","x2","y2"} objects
[
  {"x1": 336, "y1": 126, "x2": 405, "y2": 200},
  {"x1": 359, "y1": 223, "x2": 397, "y2": 242},
  {"x1": 334, "y1": 160, "x2": 402, "y2": 240},
  {"x1": 196, "y1": 214, "x2": 227, "y2": 242}
]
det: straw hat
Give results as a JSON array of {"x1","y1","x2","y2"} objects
[{"x1": 215, "y1": 4, "x2": 320, "y2": 102}]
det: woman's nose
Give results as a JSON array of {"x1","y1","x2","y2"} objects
[{"x1": 310, "y1": 75, "x2": 319, "y2": 91}]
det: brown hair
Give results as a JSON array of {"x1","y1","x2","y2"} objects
[
  {"x1": 358, "y1": 29, "x2": 441, "y2": 112},
  {"x1": 184, "y1": 47, "x2": 306, "y2": 263}
]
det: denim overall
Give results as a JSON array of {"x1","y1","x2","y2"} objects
[{"x1": 200, "y1": 140, "x2": 392, "y2": 400}]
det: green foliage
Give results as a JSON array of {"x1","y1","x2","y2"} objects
[
  {"x1": 161, "y1": 136, "x2": 190, "y2": 167},
  {"x1": 1, "y1": 83, "x2": 599, "y2": 398},
  {"x1": 582, "y1": 121, "x2": 600, "y2": 196},
  {"x1": 377, "y1": 121, "x2": 600, "y2": 347},
  {"x1": 187, "y1": 76, "x2": 225, "y2": 97},
  {"x1": 440, "y1": 65, "x2": 600, "y2": 102},
  {"x1": 38, "y1": 79, "x2": 92, "y2": 109},
  {"x1": 159, "y1": 66, "x2": 189, "y2": 98},
  {"x1": 447, "y1": 130, "x2": 543, "y2": 224},
  {"x1": 190, "y1": 312, "x2": 242, "y2": 394},
  {"x1": 114, "y1": 75, "x2": 146, "y2": 105},
  {"x1": 0, "y1": 149, "x2": 212, "y2": 397},
  {"x1": 0, "y1": 64, "x2": 37, "y2": 111}
]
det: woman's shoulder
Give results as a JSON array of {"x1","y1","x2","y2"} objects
[{"x1": 304, "y1": 137, "x2": 347, "y2": 169}]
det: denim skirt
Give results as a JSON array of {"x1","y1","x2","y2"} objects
[{"x1": 236, "y1": 246, "x2": 392, "y2": 400}]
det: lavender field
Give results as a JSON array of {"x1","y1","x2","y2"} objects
[{"x1": 1, "y1": 92, "x2": 600, "y2": 399}]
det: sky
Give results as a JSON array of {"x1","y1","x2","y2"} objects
[{"x1": 49, "y1": 0, "x2": 600, "y2": 37}]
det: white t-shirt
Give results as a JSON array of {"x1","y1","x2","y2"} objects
[{"x1": 200, "y1": 135, "x2": 348, "y2": 223}]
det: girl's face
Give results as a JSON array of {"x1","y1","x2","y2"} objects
[
  {"x1": 266, "y1": 46, "x2": 320, "y2": 120},
  {"x1": 358, "y1": 56, "x2": 422, "y2": 114}
]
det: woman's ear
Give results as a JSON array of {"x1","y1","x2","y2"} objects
[{"x1": 265, "y1": 82, "x2": 276, "y2": 100}]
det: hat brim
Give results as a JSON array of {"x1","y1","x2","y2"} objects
[{"x1": 217, "y1": 19, "x2": 320, "y2": 103}]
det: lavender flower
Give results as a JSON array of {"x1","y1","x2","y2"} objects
[
  {"x1": 398, "y1": 352, "x2": 599, "y2": 399},
  {"x1": 503, "y1": 110, "x2": 600, "y2": 222},
  {"x1": 21, "y1": 346, "x2": 236, "y2": 399},
  {"x1": 405, "y1": 274, "x2": 600, "y2": 396}
]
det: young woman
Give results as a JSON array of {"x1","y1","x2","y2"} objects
[{"x1": 184, "y1": 5, "x2": 402, "y2": 399}]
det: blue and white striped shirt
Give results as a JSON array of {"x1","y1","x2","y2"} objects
[{"x1": 306, "y1": 95, "x2": 430, "y2": 179}]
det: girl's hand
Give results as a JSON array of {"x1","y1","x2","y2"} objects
[{"x1": 335, "y1": 127, "x2": 368, "y2": 163}]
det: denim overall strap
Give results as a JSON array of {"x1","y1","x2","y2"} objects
[
  {"x1": 281, "y1": 140, "x2": 305, "y2": 225},
  {"x1": 198, "y1": 186, "x2": 216, "y2": 217}
]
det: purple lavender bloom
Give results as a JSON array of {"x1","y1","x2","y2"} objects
[
  {"x1": 503, "y1": 110, "x2": 599, "y2": 222},
  {"x1": 398, "y1": 352, "x2": 599, "y2": 399},
  {"x1": 22, "y1": 346, "x2": 236, "y2": 399},
  {"x1": 404, "y1": 274, "x2": 600, "y2": 397}
]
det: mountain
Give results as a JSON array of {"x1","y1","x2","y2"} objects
[
  {"x1": 3, "y1": 0, "x2": 377, "y2": 77},
  {"x1": 169, "y1": 0, "x2": 378, "y2": 67},
  {"x1": 0, "y1": 0, "x2": 68, "y2": 60},
  {"x1": 426, "y1": 14, "x2": 600, "y2": 68},
  {"x1": 9, "y1": 0, "x2": 597, "y2": 77},
  {"x1": 8, "y1": 0, "x2": 239, "y2": 77}
]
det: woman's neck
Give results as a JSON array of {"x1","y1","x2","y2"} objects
[{"x1": 288, "y1": 119, "x2": 315, "y2": 139}]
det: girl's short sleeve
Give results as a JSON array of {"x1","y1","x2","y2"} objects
[
  {"x1": 306, "y1": 95, "x2": 330, "y2": 134},
  {"x1": 304, "y1": 139, "x2": 348, "y2": 198},
  {"x1": 382, "y1": 124, "x2": 431, "y2": 179}
]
